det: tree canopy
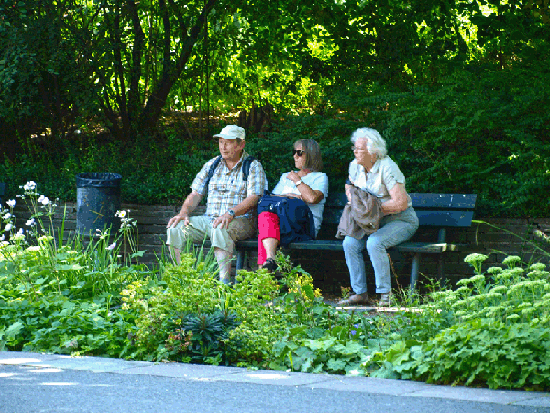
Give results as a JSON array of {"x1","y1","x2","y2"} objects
[{"x1": 1, "y1": 0, "x2": 549, "y2": 216}]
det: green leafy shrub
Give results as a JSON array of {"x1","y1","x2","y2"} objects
[
  {"x1": 405, "y1": 318, "x2": 550, "y2": 389},
  {"x1": 383, "y1": 65, "x2": 550, "y2": 217},
  {"x1": 269, "y1": 324, "x2": 373, "y2": 375},
  {"x1": 367, "y1": 253, "x2": 550, "y2": 390},
  {"x1": 0, "y1": 294, "x2": 133, "y2": 357},
  {"x1": 0, "y1": 182, "x2": 148, "y2": 302},
  {"x1": 0, "y1": 181, "x2": 155, "y2": 355},
  {"x1": 120, "y1": 256, "x2": 284, "y2": 364},
  {"x1": 177, "y1": 309, "x2": 240, "y2": 365}
]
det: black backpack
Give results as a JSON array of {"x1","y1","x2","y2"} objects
[{"x1": 201, "y1": 155, "x2": 256, "y2": 193}]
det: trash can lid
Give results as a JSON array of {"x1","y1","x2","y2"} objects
[{"x1": 76, "y1": 173, "x2": 122, "y2": 188}]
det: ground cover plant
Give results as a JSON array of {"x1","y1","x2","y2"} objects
[
  {"x1": 365, "y1": 253, "x2": 550, "y2": 390},
  {"x1": 1, "y1": 182, "x2": 550, "y2": 390}
]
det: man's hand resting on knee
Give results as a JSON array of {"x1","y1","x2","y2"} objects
[{"x1": 167, "y1": 214, "x2": 190, "y2": 228}]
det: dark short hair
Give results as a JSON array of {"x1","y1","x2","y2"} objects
[{"x1": 294, "y1": 139, "x2": 323, "y2": 172}]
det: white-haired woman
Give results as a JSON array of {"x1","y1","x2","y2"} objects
[{"x1": 339, "y1": 128, "x2": 418, "y2": 306}]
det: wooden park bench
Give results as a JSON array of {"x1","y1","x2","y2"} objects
[
  {"x1": 229, "y1": 193, "x2": 478, "y2": 290},
  {"x1": 194, "y1": 192, "x2": 477, "y2": 289}
]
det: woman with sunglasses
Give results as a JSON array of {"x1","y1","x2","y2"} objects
[{"x1": 258, "y1": 139, "x2": 328, "y2": 271}]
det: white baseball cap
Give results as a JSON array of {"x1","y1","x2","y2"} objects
[{"x1": 213, "y1": 125, "x2": 245, "y2": 140}]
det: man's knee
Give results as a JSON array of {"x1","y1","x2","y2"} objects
[{"x1": 166, "y1": 225, "x2": 187, "y2": 248}]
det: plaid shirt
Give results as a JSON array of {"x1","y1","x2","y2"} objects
[{"x1": 191, "y1": 150, "x2": 268, "y2": 217}]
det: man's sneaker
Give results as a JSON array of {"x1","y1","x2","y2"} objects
[{"x1": 379, "y1": 293, "x2": 392, "y2": 307}]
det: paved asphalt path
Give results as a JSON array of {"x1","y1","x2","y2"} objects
[{"x1": 1, "y1": 351, "x2": 550, "y2": 413}]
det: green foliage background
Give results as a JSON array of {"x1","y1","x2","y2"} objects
[
  {"x1": 1, "y1": 0, "x2": 549, "y2": 217},
  {"x1": 2, "y1": 58, "x2": 549, "y2": 217}
]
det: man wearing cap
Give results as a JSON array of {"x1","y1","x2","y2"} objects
[{"x1": 166, "y1": 125, "x2": 268, "y2": 284}]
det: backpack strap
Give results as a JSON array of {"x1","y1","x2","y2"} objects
[
  {"x1": 201, "y1": 155, "x2": 223, "y2": 194},
  {"x1": 201, "y1": 155, "x2": 256, "y2": 194},
  {"x1": 241, "y1": 155, "x2": 256, "y2": 182}
]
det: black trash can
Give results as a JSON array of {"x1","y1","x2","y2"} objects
[{"x1": 76, "y1": 173, "x2": 122, "y2": 236}]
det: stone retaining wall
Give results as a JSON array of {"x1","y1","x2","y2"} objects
[{"x1": 12, "y1": 202, "x2": 550, "y2": 294}]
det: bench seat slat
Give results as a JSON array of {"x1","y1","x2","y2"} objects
[
  {"x1": 393, "y1": 242, "x2": 463, "y2": 253},
  {"x1": 232, "y1": 239, "x2": 464, "y2": 254}
]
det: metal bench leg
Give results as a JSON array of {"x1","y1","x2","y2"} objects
[
  {"x1": 410, "y1": 253, "x2": 420, "y2": 292},
  {"x1": 437, "y1": 254, "x2": 445, "y2": 286},
  {"x1": 236, "y1": 250, "x2": 245, "y2": 272}
]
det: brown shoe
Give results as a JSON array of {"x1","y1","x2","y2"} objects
[
  {"x1": 379, "y1": 293, "x2": 392, "y2": 307},
  {"x1": 337, "y1": 293, "x2": 369, "y2": 306}
]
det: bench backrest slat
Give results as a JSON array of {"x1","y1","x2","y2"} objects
[
  {"x1": 409, "y1": 193, "x2": 477, "y2": 209},
  {"x1": 322, "y1": 192, "x2": 477, "y2": 228},
  {"x1": 416, "y1": 210, "x2": 475, "y2": 227},
  {"x1": 325, "y1": 193, "x2": 477, "y2": 209}
]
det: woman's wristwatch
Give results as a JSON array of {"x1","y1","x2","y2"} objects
[
  {"x1": 227, "y1": 209, "x2": 236, "y2": 217},
  {"x1": 295, "y1": 180, "x2": 303, "y2": 186}
]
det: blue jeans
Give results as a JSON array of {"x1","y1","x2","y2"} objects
[{"x1": 343, "y1": 207, "x2": 419, "y2": 294}]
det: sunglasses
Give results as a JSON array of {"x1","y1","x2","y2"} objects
[{"x1": 293, "y1": 149, "x2": 305, "y2": 157}]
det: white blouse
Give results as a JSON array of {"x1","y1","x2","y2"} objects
[
  {"x1": 348, "y1": 157, "x2": 412, "y2": 207},
  {"x1": 272, "y1": 171, "x2": 329, "y2": 236}
]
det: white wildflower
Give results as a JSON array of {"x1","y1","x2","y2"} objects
[
  {"x1": 26, "y1": 218, "x2": 36, "y2": 226},
  {"x1": 23, "y1": 181, "x2": 37, "y2": 191},
  {"x1": 12, "y1": 228, "x2": 25, "y2": 241},
  {"x1": 3, "y1": 213, "x2": 11, "y2": 220},
  {"x1": 6, "y1": 199, "x2": 16, "y2": 208},
  {"x1": 107, "y1": 242, "x2": 117, "y2": 250},
  {"x1": 115, "y1": 210, "x2": 127, "y2": 218},
  {"x1": 4, "y1": 223, "x2": 13, "y2": 232}
]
